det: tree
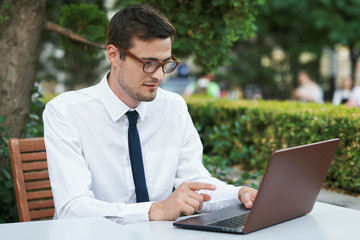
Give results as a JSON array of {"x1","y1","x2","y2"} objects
[
  {"x1": 0, "y1": 0, "x2": 47, "y2": 139},
  {"x1": 117, "y1": 0, "x2": 264, "y2": 72},
  {"x1": 217, "y1": 0, "x2": 360, "y2": 100},
  {"x1": 313, "y1": 0, "x2": 360, "y2": 82},
  {"x1": 215, "y1": 1, "x2": 328, "y2": 99},
  {"x1": 0, "y1": 0, "x2": 106, "y2": 140}
]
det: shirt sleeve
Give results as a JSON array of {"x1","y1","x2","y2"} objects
[
  {"x1": 43, "y1": 99, "x2": 152, "y2": 224},
  {"x1": 174, "y1": 101, "x2": 242, "y2": 212}
]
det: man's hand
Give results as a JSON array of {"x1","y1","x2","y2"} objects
[
  {"x1": 238, "y1": 187, "x2": 258, "y2": 209},
  {"x1": 148, "y1": 182, "x2": 216, "y2": 221}
]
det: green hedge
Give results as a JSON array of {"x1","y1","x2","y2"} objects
[{"x1": 186, "y1": 97, "x2": 360, "y2": 193}]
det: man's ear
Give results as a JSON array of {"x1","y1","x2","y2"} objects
[{"x1": 107, "y1": 45, "x2": 119, "y2": 64}]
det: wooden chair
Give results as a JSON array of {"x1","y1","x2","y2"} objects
[{"x1": 9, "y1": 137, "x2": 54, "y2": 222}]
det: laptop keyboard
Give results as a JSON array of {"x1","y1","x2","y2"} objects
[{"x1": 208, "y1": 213, "x2": 249, "y2": 228}]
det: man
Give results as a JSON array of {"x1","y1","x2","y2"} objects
[{"x1": 43, "y1": 4, "x2": 257, "y2": 224}]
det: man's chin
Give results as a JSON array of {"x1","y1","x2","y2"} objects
[{"x1": 136, "y1": 92, "x2": 157, "y2": 102}]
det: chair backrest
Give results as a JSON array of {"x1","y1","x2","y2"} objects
[{"x1": 9, "y1": 137, "x2": 54, "y2": 222}]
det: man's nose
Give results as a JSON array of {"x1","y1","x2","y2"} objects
[{"x1": 150, "y1": 66, "x2": 165, "y2": 81}]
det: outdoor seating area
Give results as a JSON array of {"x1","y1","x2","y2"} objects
[{"x1": 1, "y1": 1, "x2": 360, "y2": 239}]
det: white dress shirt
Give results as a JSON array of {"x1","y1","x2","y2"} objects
[{"x1": 43, "y1": 72, "x2": 241, "y2": 224}]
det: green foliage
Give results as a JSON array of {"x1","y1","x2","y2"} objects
[
  {"x1": 0, "y1": 115, "x2": 9, "y2": 159},
  {"x1": 117, "y1": 0, "x2": 264, "y2": 72},
  {"x1": 230, "y1": 170, "x2": 263, "y2": 189},
  {"x1": 56, "y1": 3, "x2": 109, "y2": 89},
  {"x1": 202, "y1": 154, "x2": 234, "y2": 181},
  {"x1": 59, "y1": 3, "x2": 109, "y2": 54},
  {"x1": 219, "y1": 0, "x2": 360, "y2": 99},
  {"x1": 24, "y1": 78, "x2": 46, "y2": 138},
  {"x1": 0, "y1": 168, "x2": 18, "y2": 223},
  {"x1": 312, "y1": 0, "x2": 360, "y2": 80},
  {"x1": 0, "y1": 116, "x2": 17, "y2": 223},
  {"x1": 0, "y1": 1, "x2": 10, "y2": 24},
  {"x1": 313, "y1": 0, "x2": 360, "y2": 46},
  {"x1": 187, "y1": 97, "x2": 360, "y2": 193},
  {"x1": 47, "y1": 0, "x2": 107, "y2": 23},
  {"x1": 217, "y1": 0, "x2": 329, "y2": 100},
  {"x1": 39, "y1": 1, "x2": 108, "y2": 90}
]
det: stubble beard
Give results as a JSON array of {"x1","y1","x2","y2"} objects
[{"x1": 118, "y1": 79, "x2": 158, "y2": 103}]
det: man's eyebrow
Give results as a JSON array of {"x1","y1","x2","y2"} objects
[{"x1": 141, "y1": 56, "x2": 173, "y2": 62}]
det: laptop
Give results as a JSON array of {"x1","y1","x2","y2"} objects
[{"x1": 173, "y1": 138, "x2": 340, "y2": 234}]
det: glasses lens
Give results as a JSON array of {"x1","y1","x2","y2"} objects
[
  {"x1": 143, "y1": 62, "x2": 159, "y2": 73},
  {"x1": 163, "y1": 62, "x2": 177, "y2": 73}
]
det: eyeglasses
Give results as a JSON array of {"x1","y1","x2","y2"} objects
[{"x1": 113, "y1": 45, "x2": 180, "y2": 74}]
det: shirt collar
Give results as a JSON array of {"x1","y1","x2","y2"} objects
[{"x1": 97, "y1": 71, "x2": 148, "y2": 122}]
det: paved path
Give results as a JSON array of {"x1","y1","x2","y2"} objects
[{"x1": 317, "y1": 189, "x2": 360, "y2": 211}]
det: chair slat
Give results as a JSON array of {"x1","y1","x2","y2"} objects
[
  {"x1": 22, "y1": 161, "x2": 48, "y2": 171},
  {"x1": 10, "y1": 137, "x2": 54, "y2": 222},
  {"x1": 25, "y1": 180, "x2": 51, "y2": 191},
  {"x1": 28, "y1": 199, "x2": 54, "y2": 210},
  {"x1": 27, "y1": 190, "x2": 53, "y2": 200},
  {"x1": 24, "y1": 171, "x2": 49, "y2": 181},
  {"x1": 30, "y1": 209, "x2": 55, "y2": 220},
  {"x1": 19, "y1": 138, "x2": 46, "y2": 153},
  {"x1": 21, "y1": 152, "x2": 47, "y2": 162}
]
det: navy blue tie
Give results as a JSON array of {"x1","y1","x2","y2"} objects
[{"x1": 126, "y1": 111, "x2": 149, "y2": 202}]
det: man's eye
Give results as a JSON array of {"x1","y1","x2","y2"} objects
[{"x1": 145, "y1": 62, "x2": 159, "y2": 67}]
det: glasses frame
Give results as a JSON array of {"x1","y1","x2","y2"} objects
[{"x1": 113, "y1": 44, "x2": 180, "y2": 74}]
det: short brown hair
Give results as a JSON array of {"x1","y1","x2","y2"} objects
[{"x1": 108, "y1": 4, "x2": 176, "y2": 59}]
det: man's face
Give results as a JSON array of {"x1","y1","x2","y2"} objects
[{"x1": 107, "y1": 37, "x2": 172, "y2": 108}]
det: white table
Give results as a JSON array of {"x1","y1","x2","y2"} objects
[{"x1": 1, "y1": 202, "x2": 359, "y2": 240}]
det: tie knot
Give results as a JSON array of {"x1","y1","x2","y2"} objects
[{"x1": 126, "y1": 111, "x2": 139, "y2": 125}]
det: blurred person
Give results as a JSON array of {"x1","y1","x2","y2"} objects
[
  {"x1": 228, "y1": 85, "x2": 244, "y2": 100},
  {"x1": 346, "y1": 85, "x2": 360, "y2": 108},
  {"x1": 292, "y1": 71, "x2": 323, "y2": 103},
  {"x1": 244, "y1": 84, "x2": 262, "y2": 100},
  {"x1": 43, "y1": 4, "x2": 257, "y2": 224},
  {"x1": 332, "y1": 76, "x2": 352, "y2": 105},
  {"x1": 184, "y1": 72, "x2": 221, "y2": 98}
]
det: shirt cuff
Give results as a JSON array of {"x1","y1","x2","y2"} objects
[
  {"x1": 123, "y1": 201, "x2": 154, "y2": 224},
  {"x1": 107, "y1": 201, "x2": 154, "y2": 224}
]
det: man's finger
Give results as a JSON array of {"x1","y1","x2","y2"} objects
[
  {"x1": 238, "y1": 187, "x2": 258, "y2": 209},
  {"x1": 200, "y1": 193, "x2": 211, "y2": 202},
  {"x1": 185, "y1": 182, "x2": 217, "y2": 191},
  {"x1": 184, "y1": 197, "x2": 202, "y2": 212},
  {"x1": 182, "y1": 203, "x2": 197, "y2": 216},
  {"x1": 245, "y1": 201, "x2": 253, "y2": 208},
  {"x1": 241, "y1": 195, "x2": 253, "y2": 208}
]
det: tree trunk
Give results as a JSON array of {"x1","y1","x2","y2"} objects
[{"x1": 0, "y1": 0, "x2": 46, "y2": 140}]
